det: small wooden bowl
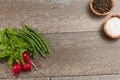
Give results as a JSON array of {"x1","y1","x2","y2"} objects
[
  {"x1": 90, "y1": 0, "x2": 114, "y2": 16},
  {"x1": 104, "y1": 15, "x2": 120, "y2": 39}
]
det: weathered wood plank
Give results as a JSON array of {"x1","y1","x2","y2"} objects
[
  {"x1": 8, "y1": 78, "x2": 50, "y2": 80},
  {"x1": 51, "y1": 75, "x2": 120, "y2": 80},
  {"x1": 0, "y1": 0, "x2": 119, "y2": 33},
  {"x1": 1, "y1": 31, "x2": 120, "y2": 78}
]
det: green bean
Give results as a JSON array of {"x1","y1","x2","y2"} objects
[
  {"x1": 22, "y1": 30, "x2": 46, "y2": 58},
  {"x1": 27, "y1": 31, "x2": 47, "y2": 53},
  {"x1": 22, "y1": 24, "x2": 47, "y2": 53},
  {"x1": 23, "y1": 30, "x2": 45, "y2": 53},
  {"x1": 22, "y1": 24, "x2": 50, "y2": 53}
]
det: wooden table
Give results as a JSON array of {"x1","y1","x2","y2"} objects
[{"x1": 0, "y1": 0, "x2": 120, "y2": 79}]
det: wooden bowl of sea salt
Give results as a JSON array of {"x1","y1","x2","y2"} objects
[{"x1": 104, "y1": 15, "x2": 120, "y2": 39}]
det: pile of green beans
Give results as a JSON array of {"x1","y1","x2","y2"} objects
[{"x1": 20, "y1": 24, "x2": 50, "y2": 58}]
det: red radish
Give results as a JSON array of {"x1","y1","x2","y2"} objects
[
  {"x1": 22, "y1": 51, "x2": 31, "y2": 63},
  {"x1": 23, "y1": 63, "x2": 31, "y2": 71},
  {"x1": 25, "y1": 57, "x2": 31, "y2": 63},
  {"x1": 22, "y1": 51, "x2": 38, "y2": 71},
  {"x1": 12, "y1": 63, "x2": 22, "y2": 76},
  {"x1": 22, "y1": 51, "x2": 29, "y2": 60}
]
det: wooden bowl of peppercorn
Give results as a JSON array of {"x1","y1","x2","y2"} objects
[{"x1": 90, "y1": 0, "x2": 114, "y2": 16}]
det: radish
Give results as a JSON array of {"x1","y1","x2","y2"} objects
[
  {"x1": 22, "y1": 51, "x2": 31, "y2": 63},
  {"x1": 12, "y1": 63, "x2": 22, "y2": 76},
  {"x1": 23, "y1": 63, "x2": 31, "y2": 71},
  {"x1": 22, "y1": 51, "x2": 29, "y2": 59},
  {"x1": 22, "y1": 51, "x2": 38, "y2": 71},
  {"x1": 24, "y1": 58, "x2": 38, "y2": 71},
  {"x1": 24, "y1": 57, "x2": 31, "y2": 63}
]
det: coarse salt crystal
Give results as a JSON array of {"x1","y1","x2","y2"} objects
[{"x1": 106, "y1": 17, "x2": 120, "y2": 36}]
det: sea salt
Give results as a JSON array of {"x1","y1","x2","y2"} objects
[{"x1": 106, "y1": 17, "x2": 120, "y2": 36}]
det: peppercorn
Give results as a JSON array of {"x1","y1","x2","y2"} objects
[{"x1": 92, "y1": 0, "x2": 112, "y2": 14}]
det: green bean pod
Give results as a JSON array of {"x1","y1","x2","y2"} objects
[
  {"x1": 22, "y1": 24, "x2": 50, "y2": 53},
  {"x1": 22, "y1": 30, "x2": 46, "y2": 58}
]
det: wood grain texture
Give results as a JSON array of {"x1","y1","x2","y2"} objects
[
  {"x1": 8, "y1": 78, "x2": 50, "y2": 80},
  {"x1": 0, "y1": 0, "x2": 119, "y2": 33},
  {"x1": 51, "y1": 75, "x2": 120, "y2": 80}
]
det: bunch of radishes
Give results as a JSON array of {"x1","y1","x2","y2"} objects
[{"x1": 12, "y1": 51, "x2": 33, "y2": 76}]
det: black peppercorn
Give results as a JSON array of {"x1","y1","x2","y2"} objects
[{"x1": 92, "y1": 0, "x2": 112, "y2": 14}]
